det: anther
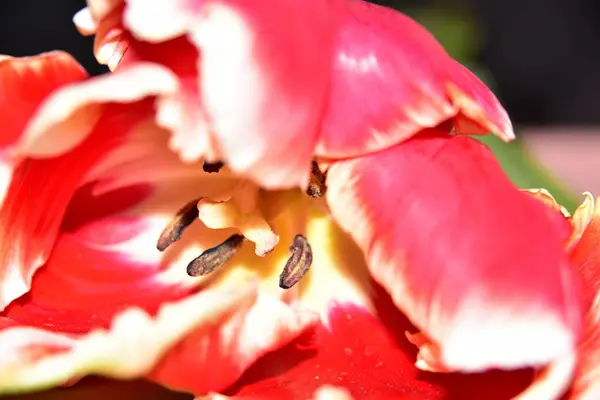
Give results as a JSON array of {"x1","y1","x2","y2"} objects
[
  {"x1": 203, "y1": 161, "x2": 224, "y2": 173},
  {"x1": 306, "y1": 161, "x2": 327, "y2": 198},
  {"x1": 279, "y1": 235, "x2": 313, "y2": 289},
  {"x1": 157, "y1": 199, "x2": 200, "y2": 251},
  {"x1": 187, "y1": 234, "x2": 245, "y2": 277}
]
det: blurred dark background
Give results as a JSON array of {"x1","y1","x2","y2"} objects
[{"x1": 1, "y1": 0, "x2": 599, "y2": 127}]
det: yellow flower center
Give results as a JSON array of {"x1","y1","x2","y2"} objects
[{"x1": 156, "y1": 162, "x2": 330, "y2": 290}]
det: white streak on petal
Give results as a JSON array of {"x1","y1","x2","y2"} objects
[
  {"x1": 124, "y1": 0, "x2": 192, "y2": 42},
  {"x1": 191, "y1": 5, "x2": 268, "y2": 173},
  {"x1": 514, "y1": 352, "x2": 576, "y2": 400},
  {"x1": 73, "y1": 8, "x2": 97, "y2": 35},
  {"x1": 0, "y1": 285, "x2": 256, "y2": 393},
  {"x1": 0, "y1": 254, "x2": 44, "y2": 311},
  {"x1": 20, "y1": 63, "x2": 179, "y2": 158},
  {"x1": 311, "y1": 386, "x2": 355, "y2": 400}
]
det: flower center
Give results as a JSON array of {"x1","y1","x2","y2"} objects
[{"x1": 156, "y1": 161, "x2": 328, "y2": 288}]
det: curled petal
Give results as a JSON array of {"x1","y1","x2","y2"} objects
[
  {"x1": 446, "y1": 60, "x2": 513, "y2": 139},
  {"x1": 19, "y1": 63, "x2": 178, "y2": 158},
  {"x1": 407, "y1": 331, "x2": 577, "y2": 399},
  {"x1": 316, "y1": 1, "x2": 513, "y2": 159},
  {"x1": 326, "y1": 130, "x2": 581, "y2": 374}
]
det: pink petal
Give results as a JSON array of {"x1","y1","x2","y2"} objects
[
  {"x1": 0, "y1": 103, "x2": 149, "y2": 311},
  {"x1": 315, "y1": 1, "x2": 513, "y2": 158},
  {"x1": 446, "y1": 61, "x2": 513, "y2": 139},
  {"x1": 122, "y1": 0, "x2": 333, "y2": 187},
  {"x1": 121, "y1": 0, "x2": 512, "y2": 189},
  {"x1": 184, "y1": 1, "x2": 334, "y2": 189},
  {"x1": 325, "y1": 129, "x2": 581, "y2": 376},
  {"x1": 221, "y1": 296, "x2": 534, "y2": 399}
]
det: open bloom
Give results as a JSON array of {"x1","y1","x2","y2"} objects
[{"x1": 0, "y1": 0, "x2": 585, "y2": 399}]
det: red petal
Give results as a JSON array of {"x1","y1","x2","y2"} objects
[
  {"x1": 570, "y1": 196, "x2": 600, "y2": 308},
  {"x1": 0, "y1": 52, "x2": 87, "y2": 150},
  {"x1": 315, "y1": 1, "x2": 513, "y2": 159},
  {"x1": 222, "y1": 293, "x2": 533, "y2": 399},
  {"x1": 565, "y1": 196, "x2": 600, "y2": 399},
  {"x1": 0, "y1": 103, "x2": 148, "y2": 310},
  {"x1": 325, "y1": 130, "x2": 581, "y2": 373},
  {"x1": 8, "y1": 378, "x2": 186, "y2": 400},
  {"x1": 569, "y1": 295, "x2": 600, "y2": 399},
  {"x1": 0, "y1": 53, "x2": 87, "y2": 209}
]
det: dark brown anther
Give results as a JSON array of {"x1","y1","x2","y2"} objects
[
  {"x1": 186, "y1": 234, "x2": 245, "y2": 277},
  {"x1": 279, "y1": 235, "x2": 313, "y2": 289},
  {"x1": 306, "y1": 161, "x2": 327, "y2": 198},
  {"x1": 156, "y1": 199, "x2": 200, "y2": 251},
  {"x1": 202, "y1": 161, "x2": 224, "y2": 173}
]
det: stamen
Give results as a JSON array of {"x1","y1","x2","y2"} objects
[
  {"x1": 202, "y1": 161, "x2": 224, "y2": 173},
  {"x1": 279, "y1": 235, "x2": 313, "y2": 289},
  {"x1": 157, "y1": 199, "x2": 200, "y2": 251},
  {"x1": 187, "y1": 234, "x2": 245, "y2": 276},
  {"x1": 306, "y1": 161, "x2": 327, "y2": 198}
]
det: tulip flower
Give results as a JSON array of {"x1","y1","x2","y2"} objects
[{"x1": 0, "y1": 0, "x2": 586, "y2": 398}]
